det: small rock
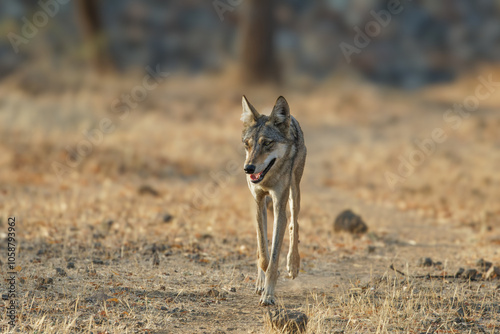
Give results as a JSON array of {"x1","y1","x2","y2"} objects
[
  {"x1": 333, "y1": 209, "x2": 368, "y2": 234},
  {"x1": 37, "y1": 277, "x2": 54, "y2": 285},
  {"x1": 138, "y1": 185, "x2": 160, "y2": 197},
  {"x1": 93, "y1": 258, "x2": 104, "y2": 265},
  {"x1": 163, "y1": 213, "x2": 173, "y2": 223},
  {"x1": 67, "y1": 262, "x2": 75, "y2": 269},
  {"x1": 230, "y1": 287, "x2": 236, "y2": 292},
  {"x1": 367, "y1": 246, "x2": 376, "y2": 254},
  {"x1": 161, "y1": 306, "x2": 168, "y2": 311},
  {"x1": 206, "y1": 288, "x2": 227, "y2": 298},
  {"x1": 463, "y1": 269, "x2": 478, "y2": 280},
  {"x1": 1, "y1": 294, "x2": 8, "y2": 300},
  {"x1": 454, "y1": 268, "x2": 465, "y2": 278},
  {"x1": 485, "y1": 266, "x2": 500, "y2": 280},
  {"x1": 476, "y1": 259, "x2": 493, "y2": 272},
  {"x1": 266, "y1": 309, "x2": 308, "y2": 334},
  {"x1": 418, "y1": 257, "x2": 433, "y2": 267},
  {"x1": 55, "y1": 268, "x2": 67, "y2": 277}
]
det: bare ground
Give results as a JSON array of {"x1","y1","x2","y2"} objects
[{"x1": 0, "y1": 67, "x2": 499, "y2": 333}]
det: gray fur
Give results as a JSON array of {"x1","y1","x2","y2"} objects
[{"x1": 240, "y1": 96, "x2": 307, "y2": 306}]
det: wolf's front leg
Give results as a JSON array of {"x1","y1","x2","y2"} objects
[
  {"x1": 260, "y1": 191, "x2": 288, "y2": 306},
  {"x1": 254, "y1": 195, "x2": 269, "y2": 294}
]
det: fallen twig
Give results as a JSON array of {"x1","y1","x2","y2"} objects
[{"x1": 390, "y1": 264, "x2": 456, "y2": 279}]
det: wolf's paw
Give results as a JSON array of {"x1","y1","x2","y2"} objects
[
  {"x1": 259, "y1": 294, "x2": 275, "y2": 306},
  {"x1": 255, "y1": 268, "x2": 265, "y2": 294},
  {"x1": 287, "y1": 251, "x2": 300, "y2": 279}
]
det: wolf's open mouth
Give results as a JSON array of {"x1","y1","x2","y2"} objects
[{"x1": 249, "y1": 158, "x2": 276, "y2": 184}]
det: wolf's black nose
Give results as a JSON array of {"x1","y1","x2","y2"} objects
[{"x1": 244, "y1": 164, "x2": 256, "y2": 174}]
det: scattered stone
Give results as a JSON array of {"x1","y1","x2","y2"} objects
[
  {"x1": 485, "y1": 266, "x2": 500, "y2": 280},
  {"x1": 206, "y1": 288, "x2": 227, "y2": 298},
  {"x1": 161, "y1": 306, "x2": 168, "y2": 311},
  {"x1": 163, "y1": 213, "x2": 173, "y2": 223},
  {"x1": 55, "y1": 268, "x2": 67, "y2": 277},
  {"x1": 463, "y1": 269, "x2": 478, "y2": 280},
  {"x1": 418, "y1": 257, "x2": 433, "y2": 267},
  {"x1": 230, "y1": 287, "x2": 236, "y2": 292},
  {"x1": 476, "y1": 259, "x2": 493, "y2": 272},
  {"x1": 37, "y1": 277, "x2": 54, "y2": 285},
  {"x1": 266, "y1": 309, "x2": 308, "y2": 334},
  {"x1": 138, "y1": 185, "x2": 160, "y2": 197},
  {"x1": 367, "y1": 246, "x2": 376, "y2": 254},
  {"x1": 1, "y1": 294, "x2": 8, "y2": 300},
  {"x1": 454, "y1": 268, "x2": 465, "y2": 278},
  {"x1": 333, "y1": 209, "x2": 368, "y2": 234},
  {"x1": 67, "y1": 262, "x2": 75, "y2": 269},
  {"x1": 93, "y1": 258, "x2": 104, "y2": 265}
]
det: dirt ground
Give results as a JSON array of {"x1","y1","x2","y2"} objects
[{"x1": 0, "y1": 66, "x2": 499, "y2": 333}]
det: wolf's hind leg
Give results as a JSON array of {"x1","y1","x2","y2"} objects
[{"x1": 287, "y1": 174, "x2": 301, "y2": 279}]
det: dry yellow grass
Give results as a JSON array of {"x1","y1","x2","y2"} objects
[{"x1": 0, "y1": 66, "x2": 499, "y2": 333}]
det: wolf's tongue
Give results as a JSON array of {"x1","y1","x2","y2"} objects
[{"x1": 250, "y1": 172, "x2": 261, "y2": 181}]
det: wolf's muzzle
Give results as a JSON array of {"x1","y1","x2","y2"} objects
[{"x1": 249, "y1": 158, "x2": 276, "y2": 184}]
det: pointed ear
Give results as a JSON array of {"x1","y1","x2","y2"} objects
[
  {"x1": 241, "y1": 95, "x2": 260, "y2": 126},
  {"x1": 269, "y1": 96, "x2": 290, "y2": 132}
]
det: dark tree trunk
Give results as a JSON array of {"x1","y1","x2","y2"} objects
[
  {"x1": 240, "y1": 0, "x2": 278, "y2": 84},
  {"x1": 76, "y1": 0, "x2": 113, "y2": 71}
]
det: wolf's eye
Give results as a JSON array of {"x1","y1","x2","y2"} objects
[{"x1": 263, "y1": 141, "x2": 273, "y2": 147}]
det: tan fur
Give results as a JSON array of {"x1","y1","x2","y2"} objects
[{"x1": 241, "y1": 96, "x2": 306, "y2": 306}]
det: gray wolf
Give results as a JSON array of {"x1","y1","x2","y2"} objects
[{"x1": 240, "y1": 95, "x2": 306, "y2": 306}]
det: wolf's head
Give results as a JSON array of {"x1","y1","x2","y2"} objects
[{"x1": 240, "y1": 95, "x2": 291, "y2": 184}]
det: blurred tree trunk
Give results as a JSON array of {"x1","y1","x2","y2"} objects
[
  {"x1": 240, "y1": 0, "x2": 278, "y2": 84},
  {"x1": 77, "y1": 0, "x2": 113, "y2": 72}
]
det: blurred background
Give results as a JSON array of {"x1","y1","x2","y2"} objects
[
  {"x1": 0, "y1": 0, "x2": 499, "y2": 241},
  {"x1": 3, "y1": 0, "x2": 500, "y2": 86}
]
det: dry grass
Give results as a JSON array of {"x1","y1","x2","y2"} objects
[{"x1": 0, "y1": 66, "x2": 499, "y2": 333}]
